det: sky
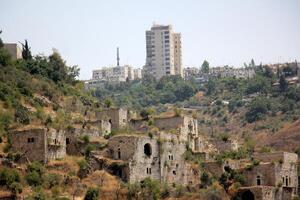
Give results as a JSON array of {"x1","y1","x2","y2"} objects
[{"x1": 1, "y1": 0, "x2": 300, "y2": 80}]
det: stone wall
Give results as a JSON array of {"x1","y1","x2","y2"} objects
[
  {"x1": 47, "y1": 129, "x2": 66, "y2": 160},
  {"x1": 96, "y1": 108, "x2": 128, "y2": 129},
  {"x1": 107, "y1": 135, "x2": 161, "y2": 183},
  {"x1": 10, "y1": 128, "x2": 47, "y2": 163},
  {"x1": 107, "y1": 133, "x2": 200, "y2": 186},
  {"x1": 253, "y1": 152, "x2": 298, "y2": 195},
  {"x1": 243, "y1": 163, "x2": 277, "y2": 187},
  {"x1": 237, "y1": 186, "x2": 276, "y2": 200}
]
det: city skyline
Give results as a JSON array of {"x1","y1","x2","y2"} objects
[{"x1": 1, "y1": 0, "x2": 300, "y2": 80}]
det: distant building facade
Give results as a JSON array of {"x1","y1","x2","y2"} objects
[
  {"x1": 92, "y1": 65, "x2": 134, "y2": 82},
  {"x1": 144, "y1": 24, "x2": 183, "y2": 80},
  {"x1": 184, "y1": 66, "x2": 256, "y2": 83},
  {"x1": 4, "y1": 43, "x2": 22, "y2": 60}
]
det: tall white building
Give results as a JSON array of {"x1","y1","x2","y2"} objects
[{"x1": 144, "y1": 24, "x2": 183, "y2": 80}]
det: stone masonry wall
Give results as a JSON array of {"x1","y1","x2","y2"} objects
[
  {"x1": 96, "y1": 108, "x2": 128, "y2": 129},
  {"x1": 47, "y1": 129, "x2": 66, "y2": 160},
  {"x1": 10, "y1": 128, "x2": 47, "y2": 163}
]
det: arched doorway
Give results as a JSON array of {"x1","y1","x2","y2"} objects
[{"x1": 241, "y1": 190, "x2": 255, "y2": 200}]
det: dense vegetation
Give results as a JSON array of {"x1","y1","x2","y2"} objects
[
  {"x1": 93, "y1": 75, "x2": 200, "y2": 110},
  {"x1": 0, "y1": 35, "x2": 99, "y2": 141}
]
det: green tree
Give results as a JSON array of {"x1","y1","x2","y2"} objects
[
  {"x1": 21, "y1": 39, "x2": 32, "y2": 60},
  {"x1": 245, "y1": 97, "x2": 271, "y2": 123},
  {"x1": 279, "y1": 74, "x2": 288, "y2": 92},
  {"x1": 201, "y1": 60, "x2": 210, "y2": 73},
  {"x1": 104, "y1": 98, "x2": 113, "y2": 108},
  {"x1": 206, "y1": 78, "x2": 216, "y2": 95}
]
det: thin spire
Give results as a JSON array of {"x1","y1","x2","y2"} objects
[{"x1": 117, "y1": 47, "x2": 120, "y2": 66}]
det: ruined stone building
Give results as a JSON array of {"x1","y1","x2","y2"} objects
[
  {"x1": 204, "y1": 152, "x2": 298, "y2": 200},
  {"x1": 10, "y1": 127, "x2": 66, "y2": 163},
  {"x1": 96, "y1": 108, "x2": 128, "y2": 129},
  {"x1": 86, "y1": 115, "x2": 203, "y2": 186},
  {"x1": 93, "y1": 133, "x2": 200, "y2": 186},
  {"x1": 153, "y1": 115, "x2": 204, "y2": 152},
  {"x1": 238, "y1": 152, "x2": 298, "y2": 200}
]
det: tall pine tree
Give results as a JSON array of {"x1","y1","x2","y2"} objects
[{"x1": 21, "y1": 40, "x2": 32, "y2": 60}]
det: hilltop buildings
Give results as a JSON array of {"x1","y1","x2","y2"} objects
[
  {"x1": 143, "y1": 24, "x2": 183, "y2": 80},
  {"x1": 184, "y1": 66, "x2": 256, "y2": 83},
  {"x1": 85, "y1": 48, "x2": 142, "y2": 89}
]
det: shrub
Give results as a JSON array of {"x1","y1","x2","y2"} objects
[
  {"x1": 140, "y1": 178, "x2": 160, "y2": 200},
  {"x1": 15, "y1": 105, "x2": 31, "y2": 124},
  {"x1": 84, "y1": 187, "x2": 99, "y2": 200},
  {"x1": 78, "y1": 159, "x2": 88, "y2": 171},
  {"x1": 25, "y1": 171, "x2": 43, "y2": 186},
  {"x1": 84, "y1": 144, "x2": 95, "y2": 157},
  {"x1": 27, "y1": 161, "x2": 44, "y2": 175},
  {"x1": 0, "y1": 168, "x2": 20, "y2": 186},
  {"x1": 200, "y1": 171, "x2": 212, "y2": 188},
  {"x1": 44, "y1": 173, "x2": 61, "y2": 188},
  {"x1": 9, "y1": 182, "x2": 22, "y2": 194}
]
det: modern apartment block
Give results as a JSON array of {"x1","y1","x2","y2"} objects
[
  {"x1": 92, "y1": 65, "x2": 134, "y2": 83},
  {"x1": 144, "y1": 24, "x2": 183, "y2": 80}
]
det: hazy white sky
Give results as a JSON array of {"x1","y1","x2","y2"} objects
[{"x1": 1, "y1": 0, "x2": 300, "y2": 79}]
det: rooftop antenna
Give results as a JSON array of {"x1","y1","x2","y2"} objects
[{"x1": 117, "y1": 47, "x2": 120, "y2": 66}]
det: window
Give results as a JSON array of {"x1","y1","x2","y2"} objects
[
  {"x1": 173, "y1": 170, "x2": 176, "y2": 175},
  {"x1": 66, "y1": 138, "x2": 70, "y2": 145},
  {"x1": 117, "y1": 148, "x2": 121, "y2": 159},
  {"x1": 256, "y1": 176, "x2": 261, "y2": 186},
  {"x1": 146, "y1": 167, "x2": 152, "y2": 174},
  {"x1": 144, "y1": 143, "x2": 152, "y2": 157},
  {"x1": 27, "y1": 138, "x2": 34, "y2": 143},
  {"x1": 286, "y1": 176, "x2": 288, "y2": 186}
]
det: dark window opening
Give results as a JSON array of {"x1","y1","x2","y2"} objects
[
  {"x1": 66, "y1": 138, "x2": 70, "y2": 145},
  {"x1": 146, "y1": 167, "x2": 152, "y2": 174},
  {"x1": 144, "y1": 143, "x2": 152, "y2": 157},
  {"x1": 286, "y1": 176, "x2": 288, "y2": 186},
  {"x1": 117, "y1": 148, "x2": 121, "y2": 159},
  {"x1": 257, "y1": 176, "x2": 261, "y2": 186},
  {"x1": 27, "y1": 138, "x2": 34, "y2": 143},
  {"x1": 173, "y1": 170, "x2": 176, "y2": 175}
]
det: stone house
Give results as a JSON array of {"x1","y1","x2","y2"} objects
[
  {"x1": 204, "y1": 152, "x2": 298, "y2": 200},
  {"x1": 10, "y1": 127, "x2": 66, "y2": 163},
  {"x1": 96, "y1": 108, "x2": 128, "y2": 129},
  {"x1": 153, "y1": 115, "x2": 204, "y2": 152},
  {"x1": 239, "y1": 152, "x2": 298, "y2": 200},
  {"x1": 99, "y1": 133, "x2": 200, "y2": 186}
]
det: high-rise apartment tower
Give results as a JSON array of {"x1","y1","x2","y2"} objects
[{"x1": 144, "y1": 24, "x2": 182, "y2": 80}]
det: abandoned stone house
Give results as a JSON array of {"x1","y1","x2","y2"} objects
[
  {"x1": 96, "y1": 108, "x2": 128, "y2": 129},
  {"x1": 153, "y1": 115, "x2": 204, "y2": 153},
  {"x1": 10, "y1": 127, "x2": 66, "y2": 163},
  {"x1": 204, "y1": 152, "x2": 298, "y2": 200},
  {"x1": 87, "y1": 132, "x2": 200, "y2": 186},
  {"x1": 209, "y1": 138, "x2": 239, "y2": 153}
]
